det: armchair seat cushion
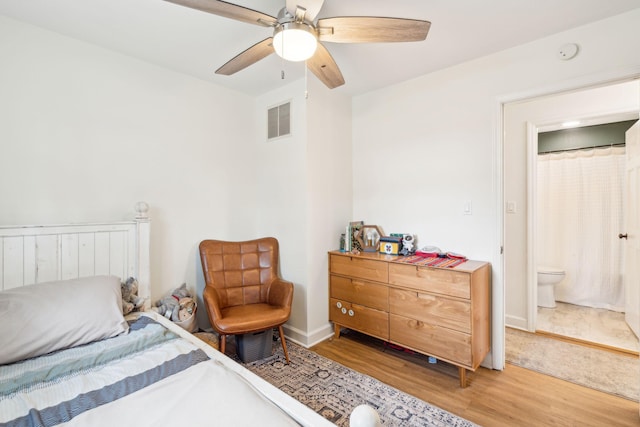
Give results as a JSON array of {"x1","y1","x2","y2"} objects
[{"x1": 216, "y1": 303, "x2": 290, "y2": 335}]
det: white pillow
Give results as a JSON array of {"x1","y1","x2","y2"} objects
[{"x1": 0, "y1": 275, "x2": 129, "y2": 365}]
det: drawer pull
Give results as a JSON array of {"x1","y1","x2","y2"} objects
[
  {"x1": 336, "y1": 301, "x2": 342, "y2": 309},
  {"x1": 341, "y1": 307, "x2": 347, "y2": 314},
  {"x1": 348, "y1": 309, "x2": 355, "y2": 317}
]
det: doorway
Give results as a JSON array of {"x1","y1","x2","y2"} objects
[
  {"x1": 503, "y1": 78, "x2": 640, "y2": 335},
  {"x1": 502, "y1": 79, "x2": 640, "y2": 401},
  {"x1": 533, "y1": 118, "x2": 639, "y2": 352}
]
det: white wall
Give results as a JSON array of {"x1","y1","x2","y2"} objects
[
  {"x1": 305, "y1": 77, "x2": 352, "y2": 345},
  {"x1": 0, "y1": 15, "x2": 352, "y2": 345},
  {"x1": 352, "y1": 9, "x2": 640, "y2": 368},
  {"x1": 253, "y1": 79, "x2": 310, "y2": 337},
  {"x1": 0, "y1": 16, "x2": 259, "y2": 311},
  {"x1": 253, "y1": 76, "x2": 352, "y2": 346}
]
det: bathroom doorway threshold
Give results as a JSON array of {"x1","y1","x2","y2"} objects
[
  {"x1": 537, "y1": 302, "x2": 639, "y2": 355},
  {"x1": 506, "y1": 327, "x2": 639, "y2": 401},
  {"x1": 535, "y1": 329, "x2": 638, "y2": 357}
]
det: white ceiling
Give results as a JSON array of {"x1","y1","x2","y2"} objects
[{"x1": 1, "y1": 0, "x2": 638, "y2": 97}]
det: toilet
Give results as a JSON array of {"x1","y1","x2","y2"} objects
[{"x1": 537, "y1": 266, "x2": 565, "y2": 308}]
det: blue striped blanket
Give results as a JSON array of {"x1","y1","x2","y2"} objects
[{"x1": 0, "y1": 316, "x2": 209, "y2": 427}]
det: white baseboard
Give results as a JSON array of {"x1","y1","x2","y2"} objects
[
  {"x1": 505, "y1": 314, "x2": 528, "y2": 330},
  {"x1": 283, "y1": 322, "x2": 334, "y2": 349}
]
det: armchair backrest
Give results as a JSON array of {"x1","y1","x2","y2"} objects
[{"x1": 199, "y1": 238, "x2": 280, "y2": 308}]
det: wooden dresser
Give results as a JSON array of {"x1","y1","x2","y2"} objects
[{"x1": 328, "y1": 250, "x2": 491, "y2": 387}]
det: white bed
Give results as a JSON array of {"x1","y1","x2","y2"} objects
[{"x1": 0, "y1": 203, "x2": 340, "y2": 427}]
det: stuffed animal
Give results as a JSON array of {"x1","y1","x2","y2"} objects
[
  {"x1": 121, "y1": 277, "x2": 144, "y2": 315},
  {"x1": 153, "y1": 283, "x2": 191, "y2": 321}
]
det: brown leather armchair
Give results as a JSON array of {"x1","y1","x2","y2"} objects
[{"x1": 199, "y1": 237, "x2": 293, "y2": 363}]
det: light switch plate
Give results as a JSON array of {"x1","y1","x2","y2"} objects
[{"x1": 464, "y1": 200, "x2": 472, "y2": 215}]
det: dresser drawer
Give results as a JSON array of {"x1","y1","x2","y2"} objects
[
  {"x1": 330, "y1": 298, "x2": 389, "y2": 340},
  {"x1": 389, "y1": 314, "x2": 472, "y2": 367},
  {"x1": 330, "y1": 275, "x2": 388, "y2": 311},
  {"x1": 389, "y1": 288, "x2": 470, "y2": 334},
  {"x1": 389, "y1": 263, "x2": 470, "y2": 299},
  {"x1": 330, "y1": 254, "x2": 388, "y2": 283}
]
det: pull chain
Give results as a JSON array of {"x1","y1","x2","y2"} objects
[{"x1": 280, "y1": 35, "x2": 285, "y2": 80}]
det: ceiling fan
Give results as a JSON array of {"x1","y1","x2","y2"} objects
[{"x1": 164, "y1": 0, "x2": 431, "y2": 89}]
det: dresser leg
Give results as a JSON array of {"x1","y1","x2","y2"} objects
[
  {"x1": 458, "y1": 367, "x2": 468, "y2": 388},
  {"x1": 334, "y1": 324, "x2": 341, "y2": 339}
]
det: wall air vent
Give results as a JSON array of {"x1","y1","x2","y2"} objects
[{"x1": 267, "y1": 101, "x2": 291, "y2": 140}]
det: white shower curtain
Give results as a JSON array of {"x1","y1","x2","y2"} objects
[{"x1": 537, "y1": 146, "x2": 626, "y2": 311}]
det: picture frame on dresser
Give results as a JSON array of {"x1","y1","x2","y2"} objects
[{"x1": 349, "y1": 221, "x2": 364, "y2": 251}]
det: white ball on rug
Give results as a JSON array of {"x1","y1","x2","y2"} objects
[{"x1": 349, "y1": 405, "x2": 381, "y2": 427}]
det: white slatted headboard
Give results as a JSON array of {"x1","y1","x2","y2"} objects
[{"x1": 0, "y1": 202, "x2": 151, "y2": 310}]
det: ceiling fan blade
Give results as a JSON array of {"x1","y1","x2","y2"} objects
[
  {"x1": 317, "y1": 17, "x2": 430, "y2": 43},
  {"x1": 216, "y1": 38, "x2": 275, "y2": 75},
  {"x1": 286, "y1": 0, "x2": 325, "y2": 22},
  {"x1": 306, "y1": 42, "x2": 344, "y2": 89},
  {"x1": 164, "y1": 0, "x2": 277, "y2": 27}
]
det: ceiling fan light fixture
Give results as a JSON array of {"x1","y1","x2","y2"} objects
[{"x1": 273, "y1": 22, "x2": 318, "y2": 62}]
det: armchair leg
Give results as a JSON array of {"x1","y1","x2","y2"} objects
[
  {"x1": 278, "y1": 326, "x2": 290, "y2": 364},
  {"x1": 219, "y1": 334, "x2": 226, "y2": 355}
]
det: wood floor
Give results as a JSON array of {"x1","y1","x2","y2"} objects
[{"x1": 310, "y1": 329, "x2": 639, "y2": 427}]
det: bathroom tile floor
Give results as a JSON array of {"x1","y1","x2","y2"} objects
[{"x1": 537, "y1": 302, "x2": 639, "y2": 353}]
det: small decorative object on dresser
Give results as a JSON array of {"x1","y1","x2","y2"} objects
[
  {"x1": 356, "y1": 225, "x2": 384, "y2": 252},
  {"x1": 379, "y1": 236, "x2": 403, "y2": 255},
  {"x1": 399, "y1": 234, "x2": 416, "y2": 255},
  {"x1": 349, "y1": 221, "x2": 364, "y2": 252}
]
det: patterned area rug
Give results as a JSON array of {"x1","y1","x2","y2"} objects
[
  {"x1": 239, "y1": 341, "x2": 477, "y2": 427},
  {"x1": 505, "y1": 327, "x2": 639, "y2": 401}
]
